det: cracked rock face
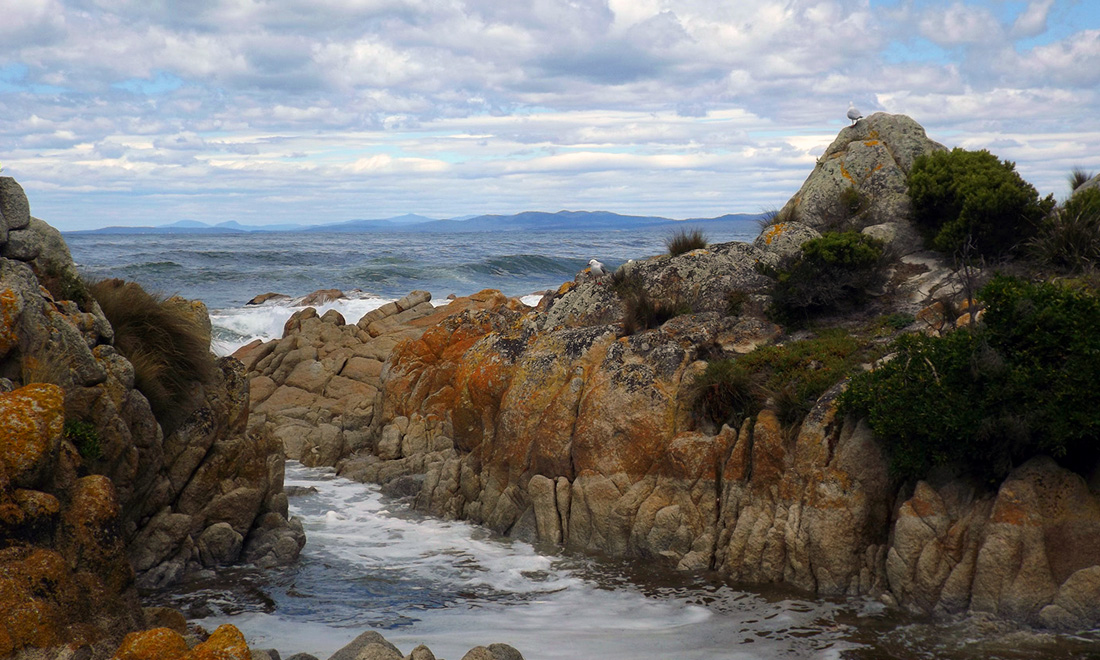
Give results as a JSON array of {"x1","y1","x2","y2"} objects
[
  {"x1": 775, "y1": 113, "x2": 946, "y2": 255},
  {"x1": 0, "y1": 177, "x2": 304, "y2": 659}
]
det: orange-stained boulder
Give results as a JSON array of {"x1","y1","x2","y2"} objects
[
  {"x1": 114, "y1": 627, "x2": 190, "y2": 660},
  {"x1": 0, "y1": 383, "x2": 64, "y2": 489}
]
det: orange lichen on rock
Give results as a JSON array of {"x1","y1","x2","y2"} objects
[
  {"x1": 186, "y1": 624, "x2": 250, "y2": 660},
  {"x1": 0, "y1": 287, "x2": 21, "y2": 356},
  {"x1": 760, "y1": 223, "x2": 788, "y2": 245},
  {"x1": 0, "y1": 383, "x2": 64, "y2": 488},
  {"x1": 0, "y1": 547, "x2": 78, "y2": 655},
  {"x1": 114, "y1": 627, "x2": 190, "y2": 660}
]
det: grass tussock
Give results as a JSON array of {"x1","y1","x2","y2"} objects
[
  {"x1": 621, "y1": 289, "x2": 691, "y2": 335},
  {"x1": 1069, "y1": 167, "x2": 1095, "y2": 192},
  {"x1": 665, "y1": 228, "x2": 708, "y2": 257},
  {"x1": 88, "y1": 278, "x2": 214, "y2": 434},
  {"x1": 1029, "y1": 188, "x2": 1100, "y2": 273}
]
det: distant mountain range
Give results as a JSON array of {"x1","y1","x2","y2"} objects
[{"x1": 66, "y1": 210, "x2": 766, "y2": 235}]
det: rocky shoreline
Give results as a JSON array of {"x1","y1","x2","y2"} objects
[
  {"x1": 236, "y1": 113, "x2": 1100, "y2": 633},
  {"x1": 116, "y1": 625, "x2": 524, "y2": 660},
  {"x1": 2, "y1": 112, "x2": 1099, "y2": 659}
]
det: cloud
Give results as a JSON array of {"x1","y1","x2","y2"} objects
[
  {"x1": 0, "y1": 0, "x2": 1097, "y2": 230},
  {"x1": 1011, "y1": 0, "x2": 1056, "y2": 38}
]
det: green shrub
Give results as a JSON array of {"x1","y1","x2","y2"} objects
[
  {"x1": 88, "y1": 279, "x2": 215, "y2": 435},
  {"x1": 908, "y1": 148, "x2": 1054, "y2": 257},
  {"x1": 692, "y1": 329, "x2": 876, "y2": 429},
  {"x1": 65, "y1": 421, "x2": 102, "y2": 461},
  {"x1": 1028, "y1": 187, "x2": 1100, "y2": 272},
  {"x1": 839, "y1": 186, "x2": 869, "y2": 218},
  {"x1": 882, "y1": 312, "x2": 915, "y2": 330},
  {"x1": 40, "y1": 264, "x2": 91, "y2": 308},
  {"x1": 767, "y1": 231, "x2": 886, "y2": 327},
  {"x1": 665, "y1": 228, "x2": 708, "y2": 257},
  {"x1": 840, "y1": 275, "x2": 1100, "y2": 482}
]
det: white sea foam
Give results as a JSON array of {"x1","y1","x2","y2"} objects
[
  {"x1": 192, "y1": 463, "x2": 864, "y2": 660},
  {"x1": 209, "y1": 297, "x2": 395, "y2": 356}
]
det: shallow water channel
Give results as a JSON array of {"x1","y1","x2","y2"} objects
[{"x1": 147, "y1": 464, "x2": 1100, "y2": 660}]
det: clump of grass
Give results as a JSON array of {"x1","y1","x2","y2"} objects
[
  {"x1": 665, "y1": 228, "x2": 708, "y2": 257},
  {"x1": 758, "y1": 206, "x2": 799, "y2": 230},
  {"x1": 64, "y1": 420, "x2": 102, "y2": 461},
  {"x1": 690, "y1": 360, "x2": 761, "y2": 430},
  {"x1": 725, "y1": 290, "x2": 750, "y2": 316},
  {"x1": 88, "y1": 278, "x2": 215, "y2": 435},
  {"x1": 621, "y1": 289, "x2": 691, "y2": 335},
  {"x1": 1028, "y1": 187, "x2": 1100, "y2": 273},
  {"x1": 1069, "y1": 167, "x2": 1095, "y2": 192}
]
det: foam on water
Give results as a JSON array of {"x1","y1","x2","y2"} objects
[
  {"x1": 210, "y1": 297, "x2": 394, "y2": 356},
  {"x1": 184, "y1": 463, "x2": 863, "y2": 660}
]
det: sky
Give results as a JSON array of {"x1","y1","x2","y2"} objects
[{"x1": 1, "y1": 0, "x2": 1099, "y2": 231}]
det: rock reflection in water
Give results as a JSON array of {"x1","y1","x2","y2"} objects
[{"x1": 146, "y1": 464, "x2": 1099, "y2": 660}]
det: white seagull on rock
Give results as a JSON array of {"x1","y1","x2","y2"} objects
[
  {"x1": 588, "y1": 258, "x2": 606, "y2": 279},
  {"x1": 847, "y1": 101, "x2": 863, "y2": 125}
]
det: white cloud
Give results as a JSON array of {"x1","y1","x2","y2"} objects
[
  {"x1": 918, "y1": 3, "x2": 1004, "y2": 46},
  {"x1": 0, "y1": 0, "x2": 1097, "y2": 230},
  {"x1": 1011, "y1": 0, "x2": 1056, "y2": 38}
]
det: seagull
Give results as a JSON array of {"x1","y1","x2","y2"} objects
[
  {"x1": 588, "y1": 258, "x2": 606, "y2": 279},
  {"x1": 847, "y1": 101, "x2": 863, "y2": 125}
]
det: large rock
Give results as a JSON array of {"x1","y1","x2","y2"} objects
[
  {"x1": 885, "y1": 457, "x2": 1100, "y2": 629},
  {"x1": 0, "y1": 177, "x2": 303, "y2": 657},
  {"x1": 241, "y1": 289, "x2": 522, "y2": 469},
  {"x1": 775, "y1": 113, "x2": 945, "y2": 253},
  {"x1": 1073, "y1": 171, "x2": 1100, "y2": 196}
]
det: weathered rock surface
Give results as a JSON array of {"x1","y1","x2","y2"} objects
[
  {"x1": 0, "y1": 177, "x2": 303, "y2": 658},
  {"x1": 238, "y1": 289, "x2": 526, "y2": 468},
  {"x1": 775, "y1": 113, "x2": 946, "y2": 254},
  {"x1": 243, "y1": 115, "x2": 1099, "y2": 631},
  {"x1": 324, "y1": 630, "x2": 523, "y2": 660}
]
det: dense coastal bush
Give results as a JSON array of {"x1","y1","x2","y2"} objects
[
  {"x1": 840, "y1": 275, "x2": 1100, "y2": 482},
  {"x1": 1028, "y1": 187, "x2": 1100, "y2": 272},
  {"x1": 766, "y1": 231, "x2": 886, "y2": 327},
  {"x1": 692, "y1": 329, "x2": 876, "y2": 429},
  {"x1": 88, "y1": 278, "x2": 215, "y2": 434},
  {"x1": 908, "y1": 148, "x2": 1053, "y2": 257},
  {"x1": 665, "y1": 228, "x2": 708, "y2": 256}
]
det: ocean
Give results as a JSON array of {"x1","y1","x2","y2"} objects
[{"x1": 64, "y1": 223, "x2": 758, "y2": 355}]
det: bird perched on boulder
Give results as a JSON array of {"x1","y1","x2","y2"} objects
[
  {"x1": 587, "y1": 258, "x2": 606, "y2": 280},
  {"x1": 847, "y1": 101, "x2": 863, "y2": 125}
]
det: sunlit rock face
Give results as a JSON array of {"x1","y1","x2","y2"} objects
[{"x1": 775, "y1": 112, "x2": 945, "y2": 256}]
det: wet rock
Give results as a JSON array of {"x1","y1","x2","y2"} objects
[
  {"x1": 196, "y1": 522, "x2": 244, "y2": 566},
  {"x1": 327, "y1": 631, "x2": 402, "y2": 660},
  {"x1": 299, "y1": 289, "x2": 345, "y2": 306},
  {"x1": 247, "y1": 293, "x2": 291, "y2": 306}
]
